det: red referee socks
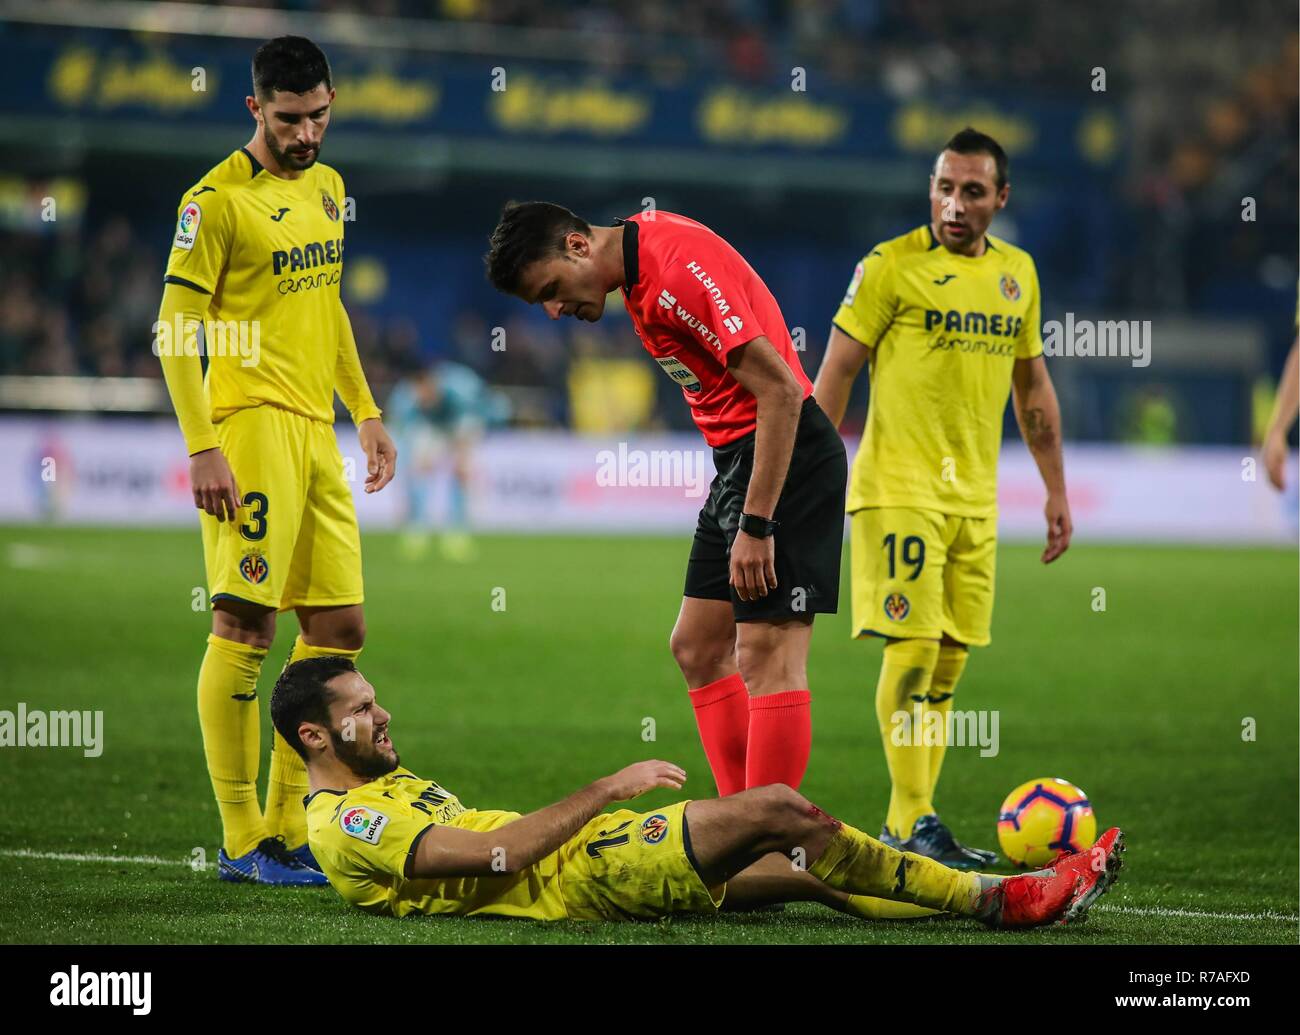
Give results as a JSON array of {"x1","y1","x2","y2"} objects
[
  {"x1": 745, "y1": 689, "x2": 812, "y2": 790},
  {"x1": 688, "y1": 673, "x2": 750, "y2": 797}
]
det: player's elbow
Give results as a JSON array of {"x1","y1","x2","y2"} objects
[{"x1": 756, "y1": 375, "x2": 804, "y2": 412}]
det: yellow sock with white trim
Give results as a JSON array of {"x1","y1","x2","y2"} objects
[
  {"x1": 876, "y1": 638, "x2": 940, "y2": 839},
  {"x1": 264, "y1": 636, "x2": 362, "y2": 848},
  {"x1": 198, "y1": 634, "x2": 269, "y2": 859}
]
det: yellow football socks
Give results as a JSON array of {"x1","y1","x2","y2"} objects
[
  {"x1": 876, "y1": 638, "x2": 940, "y2": 839},
  {"x1": 198, "y1": 633, "x2": 269, "y2": 859},
  {"x1": 843, "y1": 896, "x2": 943, "y2": 920},
  {"x1": 263, "y1": 636, "x2": 362, "y2": 849},
  {"x1": 810, "y1": 822, "x2": 982, "y2": 915},
  {"x1": 927, "y1": 643, "x2": 969, "y2": 800}
]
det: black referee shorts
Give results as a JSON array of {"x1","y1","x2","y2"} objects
[{"x1": 683, "y1": 396, "x2": 848, "y2": 622}]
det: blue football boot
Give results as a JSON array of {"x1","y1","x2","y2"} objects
[
  {"x1": 290, "y1": 842, "x2": 324, "y2": 873},
  {"x1": 889, "y1": 815, "x2": 999, "y2": 870},
  {"x1": 218, "y1": 835, "x2": 328, "y2": 886}
]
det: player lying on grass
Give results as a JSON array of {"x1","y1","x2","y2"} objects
[{"x1": 270, "y1": 655, "x2": 1124, "y2": 926}]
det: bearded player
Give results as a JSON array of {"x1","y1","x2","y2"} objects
[
  {"x1": 485, "y1": 203, "x2": 847, "y2": 799},
  {"x1": 272, "y1": 655, "x2": 1123, "y2": 926},
  {"x1": 155, "y1": 37, "x2": 397, "y2": 885},
  {"x1": 813, "y1": 128, "x2": 1071, "y2": 868}
]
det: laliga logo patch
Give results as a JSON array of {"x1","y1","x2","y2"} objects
[
  {"x1": 884, "y1": 592, "x2": 910, "y2": 621},
  {"x1": 174, "y1": 202, "x2": 202, "y2": 250},
  {"x1": 341, "y1": 806, "x2": 388, "y2": 845},
  {"x1": 321, "y1": 191, "x2": 340, "y2": 222},
  {"x1": 999, "y1": 274, "x2": 1021, "y2": 302},
  {"x1": 842, "y1": 260, "x2": 865, "y2": 305},
  {"x1": 639, "y1": 813, "x2": 669, "y2": 846},
  {"x1": 239, "y1": 550, "x2": 269, "y2": 585}
]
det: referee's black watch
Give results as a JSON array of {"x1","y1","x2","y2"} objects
[{"x1": 738, "y1": 513, "x2": 779, "y2": 538}]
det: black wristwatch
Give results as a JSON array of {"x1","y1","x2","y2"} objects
[{"x1": 738, "y1": 512, "x2": 779, "y2": 538}]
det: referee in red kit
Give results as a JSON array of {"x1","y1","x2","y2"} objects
[{"x1": 485, "y1": 202, "x2": 847, "y2": 795}]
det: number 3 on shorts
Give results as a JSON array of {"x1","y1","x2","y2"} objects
[
  {"x1": 240, "y1": 491, "x2": 269, "y2": 541},
  {"x1": 882, "y1": 532, "x2": 925, "y2": 581}
]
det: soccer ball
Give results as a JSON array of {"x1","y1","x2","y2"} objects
[{"x1": 997, "y1": 777, "x2": 1096, "y2": 869}]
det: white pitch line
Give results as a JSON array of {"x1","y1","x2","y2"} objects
[
  {"x1": 3, "y1": 848, "x2": 1297, "y2": 923},
  {"x1": 0, "y1": 847, "x2": 210, "y2": 869},
  {"x1": 1093, "y1": 904, "x2": 1298, "y2": 924}
]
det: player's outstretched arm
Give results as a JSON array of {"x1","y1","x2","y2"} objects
[
  {"x1": 155, "y1": 281, "x2": 242, "y2": 521},
  {"x1": 406, "y1": 760, "x2": 686, "y2": 879},
  {"x1": 1262, "y1": 336, "x2": 1298, "y2": 491},
  {"x1": 812, "y1": 325, "x2": 871, "y2": 428},
  {"x1": 1011, "y1": 356, "x2": 1071, "y2": 563}
]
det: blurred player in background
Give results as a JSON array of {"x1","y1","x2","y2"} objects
[
  {"x1": 387, "y1": 360, "x2": 507, "y2": 561},
  {"x1": 486, "y1": 202, "x2": 847, "y2": 798},
  {"x1": 271, "y1": 655, "x2": 1124, "y2": 926},
  {"x1": 155, "y1": 36, "x2": 396, "y2": 885},
  {"x1": 814, "y1": 128, "x2": 1070, "y2": 868},
  {"x1": 1261, "y1": 301, "x2": 1298, "y2": 491}
]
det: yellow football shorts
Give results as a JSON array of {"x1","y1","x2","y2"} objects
[
  {"x1": 201, "y1": 405, "x2": 364, "y2": 612},
  {"x1": 849, "y1": 506, "x2": 996, "y2": 646},
  {"x1": 559, "y1": 801, "x2": 726, "y2": 920}
]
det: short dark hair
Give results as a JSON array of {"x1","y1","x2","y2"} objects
[
  {"x1": 940, "y1": 127, "x2": 1009, "y2": 189},
  {"x1": 252, "y1": 36, "x2": 332, "y2": 100},
  {"x1": 270, "y1": 655, "x2": 356, "y2": 760},
  {"x1": 484, "y1": 201, "x2": 592, "y2": 295}
]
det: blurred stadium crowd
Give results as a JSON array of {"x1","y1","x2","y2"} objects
[{"x1": 0, "y1": 0, "x2": 1295, "y2": 441}]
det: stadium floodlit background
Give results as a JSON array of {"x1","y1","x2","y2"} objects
[{"x1": 0, "y1": 0, "x2": 1296, "y2": 946}]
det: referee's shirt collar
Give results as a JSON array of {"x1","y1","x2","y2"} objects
[{"x1": 614, "y1": 217, "x2": 639, "y2": 297}]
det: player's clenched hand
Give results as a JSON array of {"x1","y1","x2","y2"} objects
[
  {"x1": 730, "y1": 530, "x2": 777, "y2": 601},
  {"x1": 599, "y1": 760, "x2": 687, "y2": 803},
  {"x1": 1042, "y1": 491, "x2": 1072, "y2": 564},
  {"x1": 190, "y1": 448, "x2": 242, "y2": 522},
  {"x1": 359, "y1": 419, "x2": 397, "y2": 493}
]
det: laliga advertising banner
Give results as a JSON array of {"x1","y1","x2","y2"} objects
[{"x1": 0, "y1": 417, "x2": 1294, "y2": 542}]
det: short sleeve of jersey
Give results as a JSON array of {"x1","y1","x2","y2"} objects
[
  {"x1": 832, "y1": 247, "x2": 897, "y2": 349},
  {"x1": 658, "y1": 247, "x2": 764, "y2": 365},
  {"x1": 1014, "y1": 259, "x2": 1045, "y2": 360},
  {"x1": 163, "y1": 185, "x2": 234, "y2": 295},
  {"x1": 324, "y1": 793, "x2": 433, "y2": 881}
]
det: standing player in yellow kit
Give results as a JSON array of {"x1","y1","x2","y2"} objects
[
  {"x1": 813, "y1": 129, "x2": 1071, "y2": 867},
  {"x1": 154, "y1": 36, "x2": 397, "y2": 884}
]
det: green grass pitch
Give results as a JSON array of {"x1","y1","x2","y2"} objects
[{"x1": 0, "y1": 526, "x2": 1296, "y2": 944}]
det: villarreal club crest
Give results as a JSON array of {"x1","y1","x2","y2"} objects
[{"x1": 239, "y1": 549, "x2": 269, "y2": 585}]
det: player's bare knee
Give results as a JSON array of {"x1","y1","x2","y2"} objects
[
  {"x1": 669, "y1": 625, "x2": 732, "y2": 684},
  {"x1": 212, "y1": 600, "x2": 276, "y2": 649}
]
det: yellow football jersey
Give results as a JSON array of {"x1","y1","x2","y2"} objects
[
  {"x1": 163, "y1": 148, "x2": 360, "y2": 426},
  {"x1": 306, "y1": 767, "x2": 571, "y2": 919},
  {"x1": 832, "y1": 225, "x2": 1044, "y2": 517}
]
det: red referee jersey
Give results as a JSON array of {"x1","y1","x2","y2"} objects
[{"x1": 618, "y1": 211, "x2": 812, "y2": 447}]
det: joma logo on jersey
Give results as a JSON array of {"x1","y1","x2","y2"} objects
[
  {"x1": 684, "y1": 261, "x2": 732, "y2": 317},
  {"x1": 924, "y1": 310, "x2": 1023, "y2": 338},
  {"x1": 271, "y1": 238, "x2": 345, "y2": 275}
]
